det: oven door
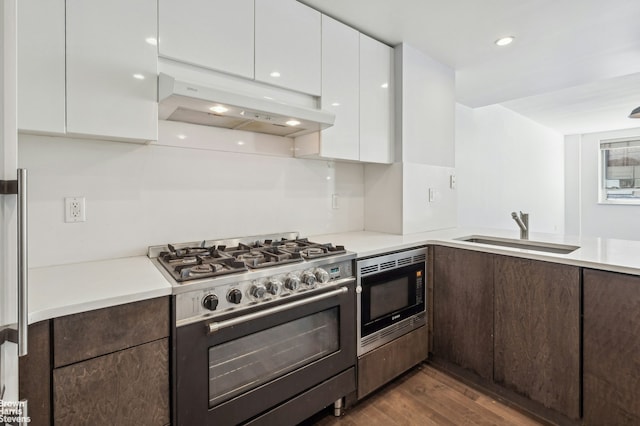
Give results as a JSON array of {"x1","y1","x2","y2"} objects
[
  {"x1": 175, "y1": 281, "x2": 355, "y2": 426},
  {"x1": 359, "y1": 262, "x2": 425, "y2": 338}
]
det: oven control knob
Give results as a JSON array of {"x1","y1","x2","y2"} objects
[
  {"x1": 266, "y1": 280, "x2": 281, "y2": 295},
  {"x1": 202, "y1": 294, "x2": 219, "y2": 311},
  {"x1": 227, "y1": 288, "x2": 243, "y2": 304},
  {"x1": 302, "y1": 272, "x2": 317, "y2": 288},
  {"x1": 249, "y1": 283, "x2": 267, "y2": 300},
  {"x1": 314, "y1": 268, "x2": 330, "y2": 284},
  {"x1": 284, "y1": 276, "x2": 300, "y2": 291}
]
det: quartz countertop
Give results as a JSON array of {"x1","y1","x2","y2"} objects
[
  {"x1": 28, "y1": 256, "x2": 172, "y2": 324},
  {"x1": 310, "y1": 228, "x2": 640, "y2": 276},
  {"x1": 28, "y1": 228, "x2": 640, "y2": 324}
]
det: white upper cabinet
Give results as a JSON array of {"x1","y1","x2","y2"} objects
[
  {"x1": 66, "y1": 0, "x2": 158, "y2": 142},
  {"x1": 255, "y1": 0, "x2": 321, "y2": 96},
  {"x1": 319, "y1": 15, "x2": 360, "y2": 160},
  {"x1": 158, "y1": 0, "x2": 254, "y2": 79},
  {"x1": 359, "y1": 34, "x2": 394, "y2": 163},
  {"x1": 17, "y1": 0, "x2": 66, "y2": 134}
]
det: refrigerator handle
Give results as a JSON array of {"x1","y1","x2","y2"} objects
[{"x1": 17, "y1": 168, "x2": 27, "y2": 356}]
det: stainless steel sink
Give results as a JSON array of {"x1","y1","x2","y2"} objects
[{"x1": 456, "y1": 235, "x2": 580, "y2": 254}]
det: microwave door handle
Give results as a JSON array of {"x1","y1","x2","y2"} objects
[{"x1": 17, "y1": 168, "x2": 28, "y2": 356}]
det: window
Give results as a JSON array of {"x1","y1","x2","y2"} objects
[{"x1": 600, "y1": 137, "x2": 640, "y2": 204}]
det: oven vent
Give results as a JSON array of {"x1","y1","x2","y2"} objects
[
  {"x1": 413, "y1": 253, "x2": 426, "y2": 263},
  {"x1": 397, "y1": 257, "x2": 412, "y2": 267},
  {"x1": 360, "y1": 265, "x2": 379, "y2": 276},
  {"x1": 361, "y1": 319, "x2": 415, "y2": 347},
  {"x1": 379, "y1": 260, "x2": 396, "y2": 271}
]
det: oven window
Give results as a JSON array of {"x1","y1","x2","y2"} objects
[
  {"x1": 208, "y1": 308, "x2": 339, "y2": 408},
  {"x1": 370, "y1": 277, "x2": 409, "y2": 320}
]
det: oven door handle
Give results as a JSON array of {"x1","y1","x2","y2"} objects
[{"x1": 207, "y1": 286, "x2": 349, "y2": 335}]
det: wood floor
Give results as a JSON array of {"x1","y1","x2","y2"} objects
[{"x1": 304, "y1": 364, "x2": 543, "y2": 426}]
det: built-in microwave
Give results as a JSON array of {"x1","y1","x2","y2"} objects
[{"x1": 356, "y1": 247, "x2": 427, "y2": 356}]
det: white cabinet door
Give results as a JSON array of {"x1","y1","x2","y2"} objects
[
  {"x1": 319, "y1": 15, "x2": 359, "y2": 160},
  {"x1": 255, "y1": 0, "x2": 321, "y2": 96},
  {"x1": 158, "y1": 0, "x2": 254, "y2": 79},
  {"x1": 359, "y1": 34, "x2": 394, "y2": 164},
  {"x1": 66, "y1": 0, "x2": 157, "y2": 142},
  {"x1": 17, "y1": 0, "x2": 65, "y2": 134}
]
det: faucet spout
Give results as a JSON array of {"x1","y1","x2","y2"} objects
[{"x1": 511, "y1": 211, "x2": 529, "y2": 240}]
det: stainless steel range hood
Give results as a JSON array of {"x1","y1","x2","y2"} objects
[{"x1": 158, "y1": 73, "x2": 334, "y2": 138}]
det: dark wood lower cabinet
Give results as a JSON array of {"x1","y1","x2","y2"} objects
[
  {"x1": 432, "y1": 246, "x2": 494, "y2": 380},
  {"x1": 19, "y1": 297, "x2": 170, "y2": 425},
  {"x1": 357, "y1": 326, "x2": 428, "y2": 400},
  {"x1": 493, "y1": 256, "x2": 580, "y2": 420},
  {"x1": 583, "y1": 269, "x2": 640, "y2": 425},
  {"x1": 19, "y1": 321, "x2": 52, "y2": 426},
  {"x1": 53, "y1": 338, "x2": 170, "y2": 426}
]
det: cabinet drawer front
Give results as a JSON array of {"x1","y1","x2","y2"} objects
[
  {"x1": 53, "y1": 338, "x2": 169, "y2": 425},
  {"x1": 54, "y1": 297, "x2": 169, "y2": 367}
]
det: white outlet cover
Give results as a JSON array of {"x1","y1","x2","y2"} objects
[{"x1": 65, "y1": 197, "x2": 86, "y2": 223}]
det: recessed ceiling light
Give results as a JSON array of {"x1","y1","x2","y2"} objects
[
  {"x1": 209, "y1": 105, "x2": 228, "y2": 114},
  {"x1": 177, "y1": 134, "x2": 186, "y2": 140},
  {"x1": 286, "y1": 120, "x2": 301, "y2": 126},
  {"x1": 495, "y1": 36, "x2": 515, "y2": 46},
  {"x1": 237, "y1": 141, "x2": 245, "y2": 146},
  {"x1": 270, "y1": 71, "x2": 281, "y2": 78},
  {"x1": 133, "y1": 73, "x2": 145, "y2": 80},
  {"x1": 380, "y1": 83, "x2": 389, "y2": 89},
  {"x1": 331, "y1": 102, "x2": 341, "y2": 107},
  {"x1": 145, "y1": 37, "x2": 157, "y2": 46}
]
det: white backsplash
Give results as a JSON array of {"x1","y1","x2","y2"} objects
[{"x1": 19, "y1": 132, "x2": 364, "y2": 267}]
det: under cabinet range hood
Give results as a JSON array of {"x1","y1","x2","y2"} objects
[{"x1": 158, "y1": 73, "x2": 334, "y2": 138}]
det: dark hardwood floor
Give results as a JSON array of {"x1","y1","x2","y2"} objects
[{"x1": 304, "y1": 364, "x2": 543, "y2": 426}]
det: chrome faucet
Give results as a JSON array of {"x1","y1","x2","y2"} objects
[{"x1": 511, "y1": 211, "x2": 529, "y2": 240}]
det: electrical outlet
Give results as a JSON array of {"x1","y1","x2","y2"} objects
[
  {"x1": 65, "y1": 197, "x2": 86, "y2": 223},
  {"x1": 428, "y1": 188, "x2": 436, "y2": 202}
]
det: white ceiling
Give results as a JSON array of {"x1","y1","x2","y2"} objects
[{"x1": 300, "y1": 0, "x2": 640, "y2": 135}]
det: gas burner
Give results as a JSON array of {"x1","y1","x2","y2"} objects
[
  {"x1": 234, "y1": 247, "x2": 303, "y2": 269},
  {"x1": 189, "y1": 264, "x2": 221, "y2": 275},
  {"x1": 301, "y1": 247, "x2": 325, "y2": 257},
  {"x1": 237, "y1": 251, "x2": 266, "y2": 267}
]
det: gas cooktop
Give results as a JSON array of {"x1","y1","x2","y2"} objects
[{"x1": 149, "y1": 233, "x2": 347, "y2": 283}]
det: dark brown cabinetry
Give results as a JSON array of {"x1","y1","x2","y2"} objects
[
  {"x1": 19, "y1": 297, "x2": 170, "y2": 425},
  {"x1": 583, "y1": 269, "x2": 640, "y2": 425},
  {"x1": 432, "y1": 247, "x2": 581, "y2": 422},
  {"x1": 19, "y1": 320, "x2": 52, "y2": 426},
  {"x1": 357, "y1": 326, "x2": 428, "y2": 399},
  {"x1": 432, "y1": 246, "x2": 494, "y2": 380},
  {"x1": 494, "y1": 256, "x2": 580, "y2": 420}
]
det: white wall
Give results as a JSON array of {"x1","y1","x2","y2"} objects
[
  {"x1": 564, "y1": 134, "x2": 581, "y2": 235},
  {"x1": 19, "y1": 131, "x2": 365, "y2": 268},
  {"x1": 565, "y1": 127, "x2": 640, "y2": 240},
  {"x1": 456, "y1": 103, "x2": 565, "y2": 234},
  {"x1": 395, "y1": 44, "x2": 455, "y2": 167}
]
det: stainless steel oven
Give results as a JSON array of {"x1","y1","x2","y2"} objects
[
  {"x1": 148, "y1": 234, "x2": 356, "y2": 426},
  {"x1": 356, "y1": 247, "x2": 427, "y2": 356},
  {"x1": 176, "y1": 280, "x2": 355, "y2": 425}
]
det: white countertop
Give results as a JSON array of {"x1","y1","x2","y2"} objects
[
  {"x1": 28, "y1": 228, "x2": 640, "y2": 324},
  {"x1": 28, "y1": 256, "x2": 172, "y2": 324},
  {"x1": 310, "y1": 228, "x2": 640, "y2": 276}
]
